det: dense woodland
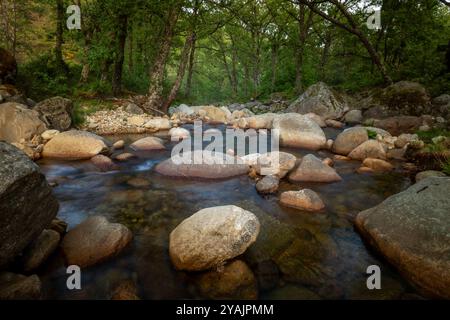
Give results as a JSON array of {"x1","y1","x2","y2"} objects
[{"x1": 1, "y1": 0, "x2": 450, "y2": 111}]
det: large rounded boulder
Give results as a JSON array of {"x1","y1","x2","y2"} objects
[
  {"x1": 0, "y1": 102, "x2": 47, "y2": 143},
  {"x1": 42, "y1": 130, "x2": 109, "y2": 160},
  {"x1": 287, "y1": 82, "x2": 349, "y2": 120},
  {"x1": 332, "y1": 127, "x2": 369, "y2": 156},
  {"x1": 0, "y1": 142, "x2": 59, "y2": 268},
  {"x1": 33, "y1": 97, "x2": 73, "y2": 132},
  {"x1": 169, "y1": 205, "x2": 260, "y2": 271},
  {"x1": 254, "y1": 151, "x2": 297, "y2": 178},
  {"x1": 272, "y1": 113, "x2": 326, "y2": 150},
  {"x1": 356, "y1": 177, "x2": 450, "y2": 299},
  {"x1": 155, "y1": 150, "x2": 249, "y2": 179},
  {"x1": 61, "y1": 216, "x2": 133, "y2": 268},
  {"x1": 289, "y1": 154, "x2": 342, "y2": 183}
]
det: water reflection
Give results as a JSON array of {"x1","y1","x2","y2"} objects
[{"x1": 37, "y1": 125, "x2": 416, "y2": 300}]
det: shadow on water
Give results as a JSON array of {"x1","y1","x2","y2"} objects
[{"x1": 36, "y1": 124, "x2": 418, "y2": 300}]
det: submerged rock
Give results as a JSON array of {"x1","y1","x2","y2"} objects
[
  {"x1": 21, "y1": 229, "x2": 60, "y2": 272},
  {"x1": 289, "y1": 154, "x2": 342, "y2": 183},
  {"x1": 91, "y1": 155, "x2": 119, "y2": 172},
  {"x1": 280, "y1": 189, "x2": 325, "y2": 212},
  {"x1": 362, "y1": 158, "x2": 394, "y2": 172},
  {"x1": 169, "y1": 205, "x2": 260, "y2": 271},
  {"x1": 256, "y1": 175, "x2": 280, "y2": 194},
  {"x1": 195, "y1": 260, "x2": 258, "y2": 300},
  {"x1": 272, "y1": 113, "x2": 327, "y2": 150},
  {"x1": 0, "y1": 273, "x2": 41, "y2": 300},
  {"x1": 61, "y1": 216, "x2": 133, "y2": 268},
  {"x1": 42, "y1": 130, "x2": 109, "y2": 160},
  {"x1": 111, "y1": 280, "x2": 140, "y2": 300},
  {"x1": 254, "y1": 151, "x2": 297, "y2": 178},
  {"x1": 355, "y1": 177, "x2": 450, "y2": 299},
  {"x1": 115, "y1": 153, "x2": 136, "y2": 162},
  {"x1": 0, "y1": 142, "x2": 59, "y2": 268}
]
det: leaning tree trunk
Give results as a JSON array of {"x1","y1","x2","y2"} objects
[
  {"x1": 55, "y1": 0, "x2": 68, "y2": 75},
  {"x1": 163, "y1": 33, "x2": 196, "y2": 112},
  {"x1": 271, "y1": 43, "x2": 278, "y2": 93},
  {"x1": 112, "y1": 15, "x2": 128, "y2": 96},
  {"x1": 75, "y1": 0, "x2": 91, "y2": 83},
  {"x1": 185, "y1": 35, "x2": 197, "y2": 99},
  {"x1": 144, "y1": 5, "x2": 180, "y2": 114}
]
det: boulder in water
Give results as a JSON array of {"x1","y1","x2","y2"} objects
[
  {"x1": 61, "y1": 216, "x2": 133, "y2": 268},
  {"x1": 0, "y1": 142, "x2": 59, "y2": 268},
  {"x1": 272, "y1": 113, "x2": 327, "y2": 150},
  {"x1": 169, "y1": 205, "x2": 260, "y2": 271},
  {"x1": 42, "y1": 130, "x2": 109, "y2": 160},
  {"x1": 356, "y1": 177, "x2": 450, "y2": 299},
  {"x1": 289, "y1": 154, "x2": 342, "y2": 183}
]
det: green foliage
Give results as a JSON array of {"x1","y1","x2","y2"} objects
[
  {"x1": 17, "y1": 53, "x2": 79, "y2": 101},
  {"x1": 9, "y1": 0, "x2": 450, "y2": 105},
  {"x1": 442, "y1": 157, "x2": 450, "y2": 175},
  {"x1": 367, "y1": 130, "x2": 378, "y2": 140},
  {"x1": 416, "y1": 128, "x2": 450, "y2": 144}
]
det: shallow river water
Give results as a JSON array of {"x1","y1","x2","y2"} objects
[{"x1": 37, "y1": 124, "x2": 419, "y2": 300}]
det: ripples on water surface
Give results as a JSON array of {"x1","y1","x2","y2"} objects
[{"x1": 37, "y1": 125, "x2": 418, "y2": 300}]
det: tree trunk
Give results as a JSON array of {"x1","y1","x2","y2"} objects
[
  {"x1": 100, "y1": 59, "x2": 112, "y2": 83},
  {"x1": 128, "y1": 23, "x2": 134, "y2": 73},
  {"x1": 319, "y1": 31, "x2": 332, "y2": 81},
  {"x1": 271, "y1": 43, "x2": 278, "y2": 93},
  {"x1": 163, "y1": 33, "x2": 195, "y2": 112},
  {"x1": 230, "y1": 34, "x2": 239, "y2": 98},
  {"x1": 75, "y1": 0, "x2": 91, "y2": 83},
  {"x1": 55, "y1": 0, "x2": 68, "y2": 74},
  {"x1": 144, "y1": 5, "x2": 181, "y2": 114},
  {"x1": 294, "y1": 4, "x2": 313, "y2": 94},
  {"x1": 112, "y1": 15, "x2": 128, "y2": 96},
  {"x1": 185, "y1": 34, "x2": 197, "y2": 98}
]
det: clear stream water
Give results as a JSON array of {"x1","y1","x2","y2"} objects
[{"x1": 36, "y1": 125, "x2": 419, "y2": 300}]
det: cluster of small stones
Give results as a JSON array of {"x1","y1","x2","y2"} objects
[{"x1": 83, "y1": 106, "x2": 179, "y2": 135}]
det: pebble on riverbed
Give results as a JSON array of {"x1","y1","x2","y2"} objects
[
  {"x1": 280, "y1": 189, "x2": 326, "y2": 212},
  {"x1": 61, "y1": 216, "x2": 133, "y2": 268}
]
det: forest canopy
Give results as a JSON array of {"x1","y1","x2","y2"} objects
[{"x1": 1, "y1": 0, "x2": 449, "y2": 110}]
